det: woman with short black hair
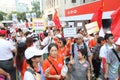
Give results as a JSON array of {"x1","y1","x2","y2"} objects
[{"x1": 68, "y1": 48, "x2": 91, "y2": 80}]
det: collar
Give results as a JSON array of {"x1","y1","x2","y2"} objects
[{"x1": 48, "y1": 55, "x2": 58, "y2": 62}]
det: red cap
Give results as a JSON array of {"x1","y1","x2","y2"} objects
[{"x1": 0, "y1": 30, "x2": 7, "y2": 35}]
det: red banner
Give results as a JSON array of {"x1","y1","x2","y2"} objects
[{"x1": 65, "y1": 0, "x2": 120, "y2": 17}]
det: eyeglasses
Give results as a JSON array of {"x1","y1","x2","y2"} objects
[{"x1": 59, "y1": 41, "x2": 62, "y2": 44}]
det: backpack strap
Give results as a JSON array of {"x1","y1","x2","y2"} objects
[
  {"x1": 112, "y1": 49, "x2": 120, "y2": 62},
  {"x1": 47, "y1": 58, "x2": 59, "y2": 75},
  {"x1": 72, "y1": 42, "x2": 88, "y2": 59},
  {"x1": 83, "y1": 41, "x2": 88, "y2": 57},
  {"x1": 26, "y1": 68, "x2": 36, "y2": 75},
  {"x1": 72, "y1": 44, "x2": 75, "y2": 58}
]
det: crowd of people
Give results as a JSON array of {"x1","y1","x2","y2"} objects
[{"x1": 0, "y1": 26, "x2": 120, "y2": 80}]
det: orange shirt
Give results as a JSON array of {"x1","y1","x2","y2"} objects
[
  {"x1": 42, "y1": 55, "x2": 64, "y2": 80},
  {"x1": 58, "y1": 39, "x2": 73, "y2": 57},
  {"x1": 53, "y1": 37, "x2": 59, "y2": 44},
  {"x1": 65, "y1": 39, "x2": 73, "y2": 56},
  {"x1": 58, "y1": 47, "x2": 67, "y2": 57}
]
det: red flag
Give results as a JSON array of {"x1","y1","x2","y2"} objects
[
  {"x1": 91, "y1": 0, "x2": 104, "y2": 29},
  {"x1": 111, "y1": 7, "x2": 120, "y2": 41},
  {"x1": 53, "y1": 9, "x2": 61, "y2": 28}
]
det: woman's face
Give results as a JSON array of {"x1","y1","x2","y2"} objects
[
  {"x1": 59, "y1": 40, "x2": 64, "y2": 47},
  {"x1": 77, "y1": 51, "x2": 84, "y2": 60},
  {"x1": 49, "y1": 46, "x2": 58, "y2": 58},
  {"x1": 32, "y1": 56, "x2": 42, "y2": 66}
]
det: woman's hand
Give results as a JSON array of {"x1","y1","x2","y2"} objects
[
  {"x1": 69, "y1": 59, "x2": 74, "y2": 65},
  {"x1": 44, "y1": 67, "x2": 51, "y2": 77},
  {"x1": 54, "y1": 75, "x2": 61, "y2": 80},
  {"x1": 6, "y1": 73, "x2": 11, "y2": 80},
  {"x1": 35, "y1": 73, "x2": 41, "y2": 80}
]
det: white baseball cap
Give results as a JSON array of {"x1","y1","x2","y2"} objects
[
  {"x1": 74, "y1": 34, "x2": 83, "y2": 39},
  {"x1": 55, "y1": 34, "x2": 62, "y2": 38},
  {"x1": 25, "y1": 46, "x2": 43, "y2": 60},
  {"x1": 115, "y1": 38, "x2": 120, "y2": 45}
]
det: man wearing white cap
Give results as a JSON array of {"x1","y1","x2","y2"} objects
[
  {"x1": 24, "y1": 46, "x2": 45, "y2": 80},
  {"x1": 106, "y1": 38, "x2": 120, "y2": 80}
]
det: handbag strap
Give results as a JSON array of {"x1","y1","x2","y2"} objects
[
  {"x1": 112, "y1": 49, "x2": 120, "y2": 62},
  {"x1": 47, "y1": 58, "x2": 59, "y2": 75}
]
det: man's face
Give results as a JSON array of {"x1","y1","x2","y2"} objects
[
  {"x1": 76, "y1": 38, "x2": 83, "y2": 44},
  {"x1": 116, "y1": 45, "x2": 120, "y2": 51},
  {"x1": 108, "y1": 36, "x2": 114, "y2": 44}
]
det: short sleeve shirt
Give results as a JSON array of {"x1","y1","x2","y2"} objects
[
  {"x1": 71, "y1": 60, "x2": 90, "y2": 80},
  {"x1": 106, "y1": 49, "x2": 120, "y2": 79},
  {"x1": 0, "y1": 38, "x2": 16, "y2": 60},
  {"x1": 42, "y1": 55, "x2": 64, "y2": 80},
  {"x1": 24, "y1": 71, "x2": 35, "y2": 80},
  {"x1": 99, "y1": 43, "x2": 115, "y2": 68}
]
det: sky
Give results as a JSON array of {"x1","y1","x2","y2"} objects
[
  {"x1": 0, "y1": 0, "x2": 16, "y2": 5},
  {"x1": 0, "y1": 0, "x2": 33, "y2": 6},
  {"x1": 0, "y1": 0, "x2": 33, "y2": 12}
]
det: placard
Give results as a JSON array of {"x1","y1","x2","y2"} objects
[
  {"x1": 85, "y1": 21, "x2": 99, "y2": 34},
  {"x1": 68, "y1": 22, "x2": 74, "y2": 27},
  {"x1": 31, "y1": 13, "x2": 36, "y2": 18},
  {"x1": 63, "y1": 27, "x2": 76, "y2": 37},
  {"x1": 77, "y1": 22, "x2": 82, "y2": 27},
  {"x1": 26, "y1": 13, "x2": 31, "y2": 21},
  {"x1": 32, "y1": 18, "x2": 45, "y2": 33}
]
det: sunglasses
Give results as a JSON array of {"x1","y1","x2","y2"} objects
[{"x1": 33, "y1": 55, "x2": 42, "y2": 58}]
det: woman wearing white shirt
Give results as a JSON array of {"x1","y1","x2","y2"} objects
[{"x1": 24, "y1": 46, "x2": 43, "y2": 80}]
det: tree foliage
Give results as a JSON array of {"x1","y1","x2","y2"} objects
[
  {"x1": 8, "y1": 11, "x2": 26, "y2": 21},
  {"x1": 31, "y1": 1, "x2": 41, "y2": 18},
  {"x1": 7, "y1": 1, "x2": 42, "y2": 21},
  {"x1": 0, "y1": 11, "x2": 7, "y2": 21}
]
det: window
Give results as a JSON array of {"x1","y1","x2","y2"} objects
[
  {"x1": 72, "y1": 0, "x2": 76, "y2": 3},
  {"x1": 54, "y1": 0, "x2": 55, "y2": 6},
  {"x1": 65, "y1": 0, "x2": 66, "y2": 4},
  {"x1": 56, "y1": 0, "x2": 58, "y2": 5},
  {"x1": 83, "y1": 0, "x2": 85, "y2": 3}
]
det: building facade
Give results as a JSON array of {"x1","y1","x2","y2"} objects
[
  {"x1": 42, "y1": 0, "x2": 97, "y2": 26},
  {"x1": 42, "y1": 0, "x2": 120, "y2": 28},
  {"x1": 42, "y1": 0, "x2": 97, "y2": 19},
  {"x1": 0, "y1": 0, "x2": 34, "y2": 13}
]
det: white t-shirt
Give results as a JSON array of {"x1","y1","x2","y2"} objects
[
  {"x1": 0, "y1": 38, "x2": 16, "y2": 60},
  {"x1": 55, "y1": 34, "x2": 62, "y2": 38},
  {"x1": 41, "y1": 37, "x2": 53, "y2": 53},
  {"x1": 16, "y1": 36, "x2": 26, "y2": 43},
  {"x1": 99, "y1": 43, "x2": 115, "y2": 68},
  {"x1": 24, "y1": 71, "x2": 35, "y2": 80},
  {"x1": 99, "y1": 44, "x2": 115, "y2": 58}
]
